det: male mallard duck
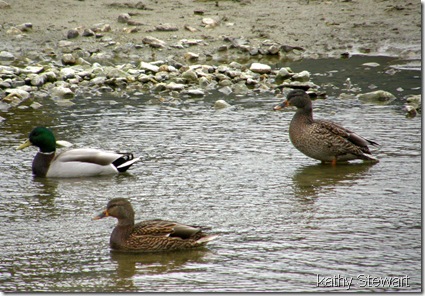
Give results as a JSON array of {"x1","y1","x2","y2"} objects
[
  {"x1": 17, "y1": 127, "x2": 140, "y2": 177},
  {"x1": 273, "y1": 89, "x2": 379, "y2": 165},
  {"x1": 93, "y1": 198, "x2": 218, "y2": 252}
]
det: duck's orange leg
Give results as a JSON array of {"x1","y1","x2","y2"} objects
[{"x1": 331, "y1": 157, "x2": 337, "y2": 166}]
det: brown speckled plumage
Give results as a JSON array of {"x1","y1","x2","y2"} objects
[
  {"x1": 93, "y1": 198, "x2": 218, "y2": 252},
  {"x1": 274, "y1": 89, "x2": 379, "y2": 164}
]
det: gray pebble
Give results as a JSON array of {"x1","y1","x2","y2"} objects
[
  {"x1": 67, "y1": 29, "x2": 79, "y2": 39},
  {"x1": 0, "y1": 51, "x2": 14, "y2": 61}
]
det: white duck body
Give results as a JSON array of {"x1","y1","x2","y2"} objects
[
  {"x1": 18, "y1": 127, "x2": 140, "y2": 178},
  {"x1": 34, "y1": 148, "x2": 140, "y2": 178}
]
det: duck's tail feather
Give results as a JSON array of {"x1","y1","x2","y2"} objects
[
  {"x1": 196, "y1": 235, "x2": 219, "y2": 245},
  {"x1": 114, "y1": 153, "x2": 141, "y2": 172},
  {"x1": 367, "y1": 139, "x2": 380, "y2": 148},
  {"x1": 361, "y1": 152, "x2": 379, "y2": 163}
]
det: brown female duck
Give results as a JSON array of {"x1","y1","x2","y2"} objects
[
  {"x1": 274, "y1": 89, "x2": 379, "y2": 165},
  {"x1": 93, "y1": 198, "x2": 218, "y2": 252}
]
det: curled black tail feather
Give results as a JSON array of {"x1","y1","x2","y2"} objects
[
  {"x1": 113, "y1": 153, "x2": 139, "y2": 172},
  {"x1": 367, "y1": 139, "x2": 380, "y2": 147}
]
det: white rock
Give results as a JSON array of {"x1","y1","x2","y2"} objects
[
  {"x1": 137, "y1": 74, "x2": 153, "y2": 83},
  {"x1": 184, "y1": 52, "x2": 199, "y2": 61},
  {"x1": 198, "y1": 77, "x2": 211, "y2": 88},
  {"x1": 292, "y1": 70, "x2": 310, "y2": 82},
  {"x1": 2, "y1": 94, "x2": 23, "y2": 106},
  {"x1": 268, "y1": 44, "x2": 280, "y2": 55},
  {"x1": 229, "y1": 61, "x2": 243, "y2": 69},
  {"x1": 166, "y1": 82, "x2": 185, "y2": 91},
  {"x1": 167, "y1": 65, "x2": 178, "y2": 72},
  {"x1": 29, "y1": 74, "x2": 46, "y2": 86},
  {"x1": 250, "y1": 62, "x2": 271, "y2": 74},
  {"x1": 276, "y1": 67, "x2": 293, "y2": 80},
  {"x1": 140, "y1": 61, "x2": 159, "y2": 73},
  {"x1": 155, "y1": 23, "x2": 178, "y2": 31},
  {"x1": 0, "y1": 51, "x2": 14, "y2": 61},
  {"x1": 62, "y1": 53, "x2": 76, "y2": 65},
  {"x1": 90, "y1": 76, "x2": 107, "y2": 85},
  {"x1": 233, "y1": 82, "x2": 249, "y2": 94},
  {"x1": 357, "y1": 90, "x2": 396, "y2": 104},
  {"x1": 0, "y1": 65, "x2": 19, "y2": 74},
  {"x1": 142, "y1": 36, "x2": 167, "y2": 48},
  {"x1": 218, "y1": 86, "x2": 233, "y2": 95},
  {"x1": 5, "y1": 88, "x2": 30, "y2": 100},
  {"x1": 22, "y1": 66, "x2": 44, "y2": 74},
  {"x1": 30, "y1": 102, "x2": 43, "y2": 109},
  {"x1": 214, "y1": 99, "x2": 231, "y2": 109},
  {"x1": 60, "y1": 68, "x2": 76, "y2": 79},
  {"x1": 58, "y1": 40, "x2": 74, "y2": 47},
  {"x1": 362, "y1": 62, "x2": 380, "y2": 68},
  {"x1": 184, "y1": 89, "x2": 205, "y2": 96},
  {"x1": 51, "y1": 86, "x2": 74, "y2": 99},
  {"x1": 202, "y1": 17, "x2": 218, "y2": 27},
  {"x1": 55, "y1": 99, "x2": 75, "y2": 107},
  {"x1": 181, "y1": 70, "x2": 198, "y2": 81}
]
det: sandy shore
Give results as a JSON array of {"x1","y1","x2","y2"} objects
[{"x1": 0, "y1": 0, "x2": 421, "y2": 62}]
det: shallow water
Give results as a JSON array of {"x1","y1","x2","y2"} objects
[{"x1": 0, "y1": 56, "x2": 421, "y2": 292}]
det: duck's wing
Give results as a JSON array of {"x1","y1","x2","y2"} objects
[
  {"x1": 132, "y1": 220, "x2": 202, "y2": 239},
  {"x1": 316, "y1": 120, "x2": 379, "y2": 150},
  {"x1": 55, "y1": 148, "x2": 125, "y2": 165},
  {"x1": 57, "y1": 148, "x2": 139, "y2": 170},
  {"x1": 46, "y1": 148, "x2": 139, "y2": 177},
  {"x1": 124, "y1": 220, "x2": 217, "y2": 251}
]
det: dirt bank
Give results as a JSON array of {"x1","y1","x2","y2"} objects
[{"x1": 0, "y1": 0, "x2": 421, "y2": 62}]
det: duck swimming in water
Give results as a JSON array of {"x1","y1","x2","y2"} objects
[
  {"x1": 17, "y1": 127, "x2": 140, "y2": 177},
  {"x1": 93, "y1": 198, "x2": 218, "y2": 252}
]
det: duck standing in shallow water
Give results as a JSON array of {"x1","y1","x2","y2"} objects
[
  {"x1": 93, "y1": 198, "x2": 218, "y2": 252},
  {"x1": 273, "y1": 89, "x2": 379, "y2": 165},
  {"x1": 17, "y1": 127, "x2": 140, "y2": 177}
]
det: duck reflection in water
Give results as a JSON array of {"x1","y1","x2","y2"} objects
[
  {"x1": 292, "y1": 163, "x2": 374, "y2": 199},
  {"x1": 110, "y1": 249, "x2": 212, "y2": 279},
  {"x1": 32, "y1": 177, "x2": 59, "y2": 201}
]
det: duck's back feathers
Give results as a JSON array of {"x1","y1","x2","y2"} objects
[
  {"x1": 43, "y1": 149, "x2": 140, "y2": 177},
  {"x1": 56, "y1": 149, "x2": 140, "y2": 170},
  {"x1": 132, "y1": 219, "x2": 204, "y2": 239},
  {"x1": 57, "y1": 148, "x2": 122, "y2": 165},
  {"x1": 315, "y1": 119, "x2": 379, "y2": 152},
  {"x1": 302, "y1": 119, "x2": 378, "y2": 162},
  {"x1": 114, "y1": 220, "x2": 217, "y2": 252}
]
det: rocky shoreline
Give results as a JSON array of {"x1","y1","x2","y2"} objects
[{"x1": 0, "y1": 0, "x2": 421, "y2": 117}]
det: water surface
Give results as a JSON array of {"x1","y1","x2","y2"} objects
[{"x1": 0, "y1": 56, "x2": 421, "y2": 292}]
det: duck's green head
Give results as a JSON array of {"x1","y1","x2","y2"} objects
[{"x1": 17, "y1": 127, "x2": 56, "y2": 153}]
